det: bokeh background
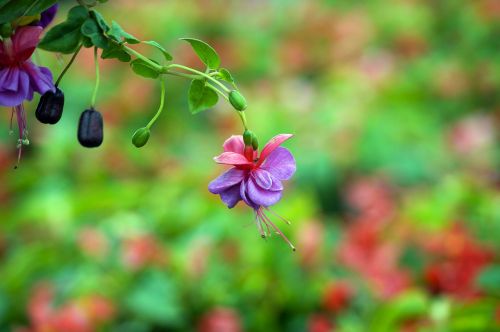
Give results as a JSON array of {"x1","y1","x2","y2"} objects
[{"x1": 1, "y1": 0, "x2": 500, "y2": 331}]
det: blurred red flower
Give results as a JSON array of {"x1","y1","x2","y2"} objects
[
  {"x1": 77, "y1": 227, "x2": 109, "y2": 259},
  {"x1": 18, "y1": 283, "x2": 115, "y2": 332},
  {"x1": 344, "y1": 177, "x2": 395, "y2": 227},
  {"x1": 322, "y1": 281, "x2": 353, "y2": 313},
  {"x1": 337, "y1": 221, "x2": 410, "y2": 299},
  {"x1": 298, "y1": 220, "x2": 325, "y2": 268},
  {"x1": 448, "y1": 115, "x2": 495, "y2": 155},
  {"x1": 122, "y1": 234, "x2": 167, "y2": 270},
  {"x1": 308, "y1": 313, "x2": 333, "y2": 332},
  {"x1": 197, "y1": 307, "x2": 242, "y2": 332},
  {"x1": 423, "y1": 224, "x2": 493, "y2": 299}
]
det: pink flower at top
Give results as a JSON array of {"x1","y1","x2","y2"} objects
[
  {"x1": 0, "y1": 26, "x2": 54, "y2": 107},
  {"x1": 0, "y1": 25, "x2": 55, "y2": 163},
  {"x1": 208, "y1": 134, "x2": 296, "y2": 249}
]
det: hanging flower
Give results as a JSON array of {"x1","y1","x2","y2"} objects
[
  {"x1": 208, "y1": 133, "x2": 296, "y2": 249},
  {"x1": 0, "y1": 26, "x2": 55, "y2": 162}
]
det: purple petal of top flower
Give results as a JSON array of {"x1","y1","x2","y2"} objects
[
  {"x1": 261, "y1": 147, "x2": 296, "y2": 181},
  {"x1": 251, "y1": 169, "x2": 283, "y2": 191},
  {"x1": 240, "y1": 180, "x2": 258, "y2": 209},
  {"x1": 257, "y1": 134, "x2": 293, "y2": 166},
  {"x1": 208, "y1": 168, "x2": 245, "y2": 194},
  {"x1": 0, "y1": 67, "x2": 30, "y2": 107},
  {"x1": 246, "y1": 178, "x2": 283, "y2": 207},
  {"x1": 0, "y1": 26, "x2": 54, "y2": 106},
  {"x1": 38, "y1": 4, "x2": 59, "y2": 28},
  {"x1": 23, "y1": 62, "x2": 55, "y2": 96},
  {"x1": 219, "y1": 184, "x2": 242, "y2": 208}
]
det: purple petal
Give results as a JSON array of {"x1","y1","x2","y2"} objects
[
  {"x1": 208, "y1": 168, "x2": 245, "y2": 194},
  {"x1": 240, "y1": 180, "x2": 259, "y2": 209},
  {"x1": 256, "y1": 134, "x2": 293, "y2": 166},
  {"x1": 0, "y1": 66, "x2": 20, "y2": 91},
  {"x1": 0, "y1": 67, "x2": 30, "y2": 107},
  {"x1": 39, "y1": 4, "x2": 59, "y2": 28},
  {"x1": 251, "y1": 168, "x2": 283, "y2": 191},
  {"x1": 23, "y1": 62, "x2": 55, "y2": 96},
  {"x1": 260, "y1": 147, "x2": 296, "y2": 181},
  {"x1": 247, "y1": 177, "x2": 283, "y2": 207},
  {"x1": 219, "y1": 184, "x2": 242, "y2": 208}
]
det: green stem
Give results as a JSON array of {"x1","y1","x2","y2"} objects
[
  {"x1": 205, "y1": 83, "x2": 228, "y2": 101},
  {"x1": 167, "y1": 64, "x2": 230, "y2": 93},
  {"x1": 237, "y1": 111, "x2": 248, "y2": 130},
  {"x1": 121, "y1": 45, "x2": 247, "y2": 129},
  {"x1": 55, "y1": 44, "x2": 82, "y2": 87},
  {"x1": 122, "y1": 45, "x2": 164, "y2": 72},
  {"x1": 91, "y1": 47, "x2": 100, "y2": 107},
  {"x1": 164, "y1": 71, "x2": 200, "y2": 80},
  {"x1": 205, "y1": 84, "x2": 247, "y2": 129},
  {"x1": 146, "y1": 79, "x2": 166, "y2": 129}
]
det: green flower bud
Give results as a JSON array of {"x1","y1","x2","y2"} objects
[
  {"x1": 0, "y1": 23, "x2": 12, "y2": 38},
  {"x1": 229, "y1": 90, "x2": 247, "y2": 111},
  {"x1": 251, "y1": 134, "x2": 259, "y2": 150},
  {"x1": 243, "y1": 129, "x2": 253, "y2": 146},
  {"x1": 132, "y1": 127, "x2": 150, "y2": 148}
]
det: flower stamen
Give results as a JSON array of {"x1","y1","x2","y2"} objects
[
  {"x1": 256, "y1": 207, "x2": 295, "y2": 251},
  {"x1": 265, "y1": 207, "x2": 292, "y2": 225}
]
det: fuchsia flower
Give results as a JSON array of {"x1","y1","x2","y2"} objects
[
  {"x1": 0, "y1": 26, "x2": 55, "y2": 162},
  {"x1": 0, "y1": 26, "x2": 54, "y2": 107},
  {"x1": 209, "y1": 134, "x2": 296, "y2": 249}
]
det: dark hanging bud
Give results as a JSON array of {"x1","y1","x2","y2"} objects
[
  {"x1": 243, "y1": 129, "x2": 253, "y2": 146},
  {"x1": 229, "y1": 90, "x2": 247, "y2": 111},
  {"x1": 132, "y1": 127, "x2": 150, "y2": 148},
  {"x1": 35, "y1": 87, "x2": 64, "y2": 124},
  {"x1": 77, "y1": 108, "x2": 103, "y2": 148},
  {"x1": 251, "y1": 134, "x2": 259, "y2": 150}
]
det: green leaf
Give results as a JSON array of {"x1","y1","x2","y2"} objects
[
  {"x1": 0, "y1": 0, "x2": 57, "y2": 25},
  {"x1": 369, "y1": 291, "x2": 428, "y2": 332},
  {"x1": 130, "y1": 59, "x2": 160, "y2": 79},
  {"x1": 125, "y1": 272, "x2": 184, "y2": 325},
  {"x1": 81, "y1": 18, "x2": 108, "y2": 49},
  {"x1": 218, "y1": 68, "x2": 234, "y2": 83},
  {"x1": 82, "y1": 36, "x2": 93, "y2": 48},
  {"x1": 188, "y1": 79, "x2": 219, "y2": 114},
  {"x1": 108, "y1": 21, "x2": 140, "y2": 44},
  {"x1": 101, "y1": 44, "x2": 131, "y2": 62},
  {"x1": 90, "y1": 10, "x2": 110, "y2": 33},
  {"x1": 476, "y1": 265, "x2": 500, "y2": 296},
  {"x1": 143, "y1": 40, "x2": 173, "y2": 61},
  {"x1": 180, "y1": 38, "x2": 221, "y2": 69},
  {"x1": 38, "y1": 6, "x2": 89, "y2": 54}
]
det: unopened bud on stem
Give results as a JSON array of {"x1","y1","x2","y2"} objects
[
  {"x1": 243, "y1": 129, "x2": 253, "y2": 146},
  {"x1": 229, "y1": 90, "x2": 247, "y2": 111},
  {"x1": 132, "y1": 127, "x2": 150, "y2": 148}
]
